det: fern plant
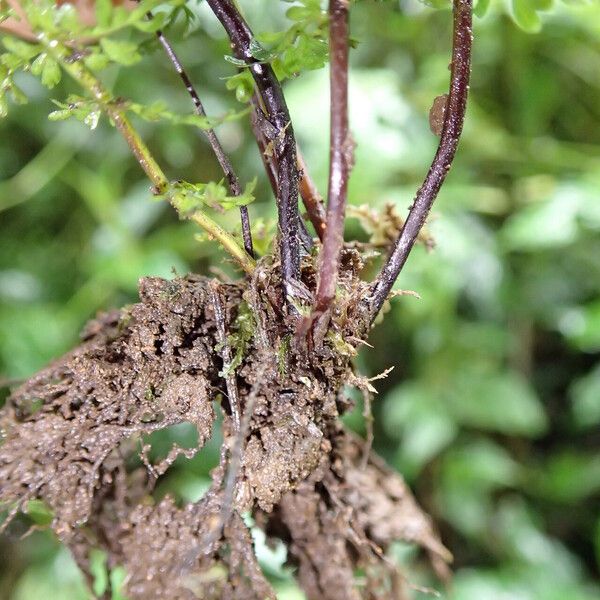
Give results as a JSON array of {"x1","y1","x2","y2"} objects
[{"x1": 0, "y1": 0, "x2": 567, "y2": 598}]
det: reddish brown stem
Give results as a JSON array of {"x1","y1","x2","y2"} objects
[
  {"x1": 298, "y1": 151, "x2": 327, "y2": 240},
  {"x1": 314, "y1": 0, "x2": 352, "y2": 315},
  {"x1": 206, "y1": 0, "x2": 300, "y2": 304},
  {"x1": 368, "y1": 0, "x2": 473, "y2": 321}
]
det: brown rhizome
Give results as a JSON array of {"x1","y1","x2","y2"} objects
[{"x1": 0, "y1": 0, "x2": 472, "y2": 597}]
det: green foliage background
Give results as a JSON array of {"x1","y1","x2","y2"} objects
[{"x1": 1, "y1": 0, "x2": 600, "y2": 598}]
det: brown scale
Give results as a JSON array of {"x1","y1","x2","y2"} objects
[{"x1": 1, "y1": 271, "x2": 450, "y2": 599}]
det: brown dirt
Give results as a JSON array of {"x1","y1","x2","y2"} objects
[{"x1": 0, "y1": 259, "x2": 450, "y2": 599}]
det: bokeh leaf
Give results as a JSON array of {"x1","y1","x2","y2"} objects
[
  {"x1": 570, "y1": 364, "x2": 600, "y2": 428},
  {"x1": 562, "y1": 301, "x2": 600, "y2": 352},
  {"x1": 99, "y1": 38, "x2": 141, "y2": 66},
  {"x1": 511, "y1": 0, "x2": 542, "y2": 33},
  {"x1": 449, "y1": 370, "x2": 548, "y2": 436},
  {"x1": 527, "y1": 452, "x2": 600, "y2": 503}
]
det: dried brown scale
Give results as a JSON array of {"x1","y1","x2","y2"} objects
[
  {"x1": 0, "y1": 265, "x2": 448, "y2": 599},
  {"x1": 275, "y1": 459, "x2": 362, "y2": 600},
  {"x1": 263, "y1": 429, "x2": 451, "y2": 600},
  {"x1": 335, "y1": 433, "x2": 452, "y2": 566},
  {"x1": 121, "y1": 494, "x2": 225, "y2": 599},
  {"x1": 0, "y1": 275, "x2": 218, "y2": 538}
]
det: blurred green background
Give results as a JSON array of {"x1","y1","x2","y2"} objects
[{"x1": 2, "y1": 0, "x2": 600, "y2": 598}]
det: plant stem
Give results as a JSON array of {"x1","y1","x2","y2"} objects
[
  {"x1": 367, "y1": 0, "x2": 472, "y2": 321},
  {"x1": 298, "y1": 150, "x2": 327, "y2": 240},
  {"x1": 152, "y1": 22, "x2": 254, "y2": 258},
  {"x1": 314, "y1": 0, "x2": 352, "y2": 315},
  {"x1": 249, "y1": 94, "x2": 279, "y2": 197},
  {"x1": 206, "y1": 0, "x2": 300, "y2": 305},
  {"x1": 209, "y1": 283, "x2": 241, "y2": 432},
  {"x1": 53, "y1": 42, "x2": 167, "y2": 191},
  {"x1": 44, "y1": 39, "x2": 255, "y2": 274},
  {"x1": 250, "y1": 95, "x2": 326, "y2": 241},
  {"x1": 172, "y1": 198, "x2": 257, "y2": 274}
]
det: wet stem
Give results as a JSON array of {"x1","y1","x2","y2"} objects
[
  {"x1": 313, "y1": 0, "x2": 351, "y2": 317},
  {"x1": 205, "y1": 0, "x2": 301, "y2": 305},
  {"x1": 368, "y1": 0, "x2": 473, "y2": 320},
  {"x1": 39, "y1": 0, "x2": 472, "y2": 324},
  {"x1": 43, "y1": 38, "x2": 256, "y2": 276}
]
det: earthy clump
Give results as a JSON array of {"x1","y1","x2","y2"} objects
[{"x1": 0, "y1": 260, "x2": 449, "y2": 599}]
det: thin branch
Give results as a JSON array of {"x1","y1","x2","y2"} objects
[
  {"x1": 152, "y1": 21, "x2": 254, "y2": 258},
  {"x1": 298, "y1": 151, "x2": 327, "y2": 240},
  {"x1": 249, "y1": 95, "x2": 279, "y2": 197},
  {"x1": 251, "y1": 95, "x2": 326, "y2": 240},
  {"x1": 247, "y1": 103, "x2": 308, "y2": 255},
  {"x1": 43, "y1": 38, "x2": 255, "y2": 274},
  {"x1": 313, "y1": 0, "x2": 352, "y2": 315},
  {"x1": 206, "y1": 0, "x2": 300, "y2": 305},
  {"x1": 194, "y1": 281, "x2": 256, "y2": 553},
  {"x1": 182, "y1": 207, "x2": 256, "y2": 274},
  {"x1": 209, "y1": 283, "x2": 241, "y2": 432},
  {"x1": 217, "y1": 363, "x2": 264, "y2": 544},
  {"x1": 367, "y1": 0, "x2": 472, "y2": 321}
]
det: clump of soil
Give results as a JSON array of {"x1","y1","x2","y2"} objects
[{"x1": 0, "y1": 259, "x2": 450, "y2": 599}]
